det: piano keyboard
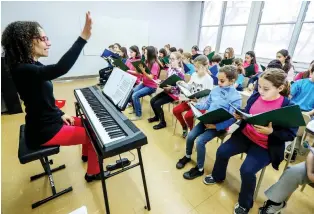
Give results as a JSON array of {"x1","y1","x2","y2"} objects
[
  {"x1": 74, "y1": 86, "x2": 147, "y2": 158},
  {"x1": 76, "y1": 88, "x2": 126, "y2": 145}
]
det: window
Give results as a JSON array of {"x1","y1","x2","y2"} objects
[
  {"x1": 202, "y1": 1, "x2": 223, "y2": 26},
  {"x1": 199, "y1": 1, "x2": 251, "y2": 54},
  {"x1": 218, "y1": 1, "x2": 251, "y2": 54},
  {"x1": 199, "y1": 1, "x2": 223, "y2": 50},
  {"x1": 219, "y1": 26, "x2": 247, "y2": 55},
  {"x1": 293, "y1": 2, "x2": 314, "y2": 63},
  {"x1": 254, "y1": 1, "x2": 302, "y2": 58},
  {"x1": 224, "y1": 1, "x2": 251, "y2": 25},
  {"x1": 199, "y1": 27, "x2": 219, "y2": 52}
]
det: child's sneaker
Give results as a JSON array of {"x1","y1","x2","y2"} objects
[
  {"x1": 234, "y1": 203, "x2": 248, "y2": 214},
  {"x1": 182, "y1": 129, "x2": 188, "y2": 138},
  {"x1": 259, "y1": 200, "x2": 286, "y2": 214},
  {"x1": 176, "y1": 156, "x2": 191, "y2": 169},
  {"x1": 183, "y1": 166, "x2": 204, "y2": 180},
  {"x1": 203, "y1": 174, "x2": 218, "y2": 185}
]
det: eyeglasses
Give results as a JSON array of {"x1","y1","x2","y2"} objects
[{"x1": 34, "y1": 36, "x2": 49, "y2": 42}]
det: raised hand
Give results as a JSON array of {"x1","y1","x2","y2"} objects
[{"x1": 80, "y1": 11, "x2": 92, "y2": 41}]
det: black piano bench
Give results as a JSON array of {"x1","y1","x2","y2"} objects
[{"x1": 18, "y1": 125, "x2": 73, "y2": 209}]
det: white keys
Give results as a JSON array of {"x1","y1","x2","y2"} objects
[{"x1": 75, "y1": 90, "x2": 125, "y2": 145}]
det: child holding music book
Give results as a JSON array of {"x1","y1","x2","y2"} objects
[
  {"x1": 220, "y1": 47, "x2": 234, "y2": 67},
  {"x1": 157, "y1": 48, "x2": 169, "y2": 70},
  {"x1": 173, "y1": 55, "x2": 214, "y2": 138},
  {"x1": 125, "y1": 45, "x2": 142, "y2": 85},
  {"x1": 191, "y1": 45, "x2": 201, "y2": 60},
  {"x1": 176, "y1": 65, "x2": 241, "y2": 180},
  {"x1": 203, "y1": 69, "x2": 298, "y2": 214},
  {"x1": 148, "y1": 52, "x2": 185, "y2": 130},
  {"x1": 182, "y1": 53, "x2": 195, "y2": 75},
  {"x1": 119, "y1": 47, "x2": 128, "y2": 63},
  {"x1": 129, "y1": 46, "x2": 160, "y2": 121}
]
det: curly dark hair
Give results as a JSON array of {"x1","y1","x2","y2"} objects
[{"x1": 1, "y1": 21, "x2": 42, "y2": 69}]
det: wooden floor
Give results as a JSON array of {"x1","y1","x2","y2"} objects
[{"x1": 1, "y1": 78, "x2": 314, "y2": 214}]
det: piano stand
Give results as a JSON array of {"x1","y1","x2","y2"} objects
[{"x1": 98, "y1": 147, "x2": 151, "y2": 214}]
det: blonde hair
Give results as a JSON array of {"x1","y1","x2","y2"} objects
[
  {"x1": 182, "y1": 52, "x2": 192, "y2": 63},
  {"x1": 193, "y1": 55, "x2": 209, "y2": 67},
  {"x1": 225, "y1": 47, "x2": 234, "y2": 59},
  {"x1": 170, "y1": 51, "x2": 183, "y2": 68},
  {"x1": 233, "y1": 58, "x2": 243, "y2": 66}
]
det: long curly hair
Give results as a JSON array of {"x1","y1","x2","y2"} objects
[{"x1": 1, "y1": 21, "x2": 42, "y2": 69}]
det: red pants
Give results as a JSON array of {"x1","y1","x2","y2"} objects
[
  {"x1": 172, "y1": 102, "x2": 206, "y2": 130},
  {"x1": 43, "y1": 117, "x2": 99, "y2": 175}
]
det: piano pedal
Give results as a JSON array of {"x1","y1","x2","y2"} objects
[{"x1": 106, "y1": 158, "x2": 131, "y2": 171}]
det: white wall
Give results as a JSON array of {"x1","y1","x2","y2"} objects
[{"x1": 1, "y1": 1, "x2": 201, "y2": 78}]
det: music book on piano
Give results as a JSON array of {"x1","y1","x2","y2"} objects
[
  {"x1": 101, "y1": 49, "x2": 120, "y2": 59},
  {"x1": 103, "y1": 67, "x2": 137, "y2": 111},
  {"x1": 111, "y1": 58, "x2": 129, "y2": 72},
  {"x1": 131, "y1": 61, "x2": 151, "y2": 74},
  {"x1": 189, "y1": 102, "x2": 233, "y2": 124},
  {"x1": 159, "y1": 74, "x2": 183, "y2": 88},
  {"x1": 229, "y1": 103, "x2": 306, "y2": 128}
]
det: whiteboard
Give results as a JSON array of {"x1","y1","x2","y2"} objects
[{"x1": 79, "y1": 16, "x2": 149, "y2": 56}]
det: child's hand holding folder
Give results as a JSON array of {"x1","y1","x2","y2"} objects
[
  {"x1": 163, "y1": 85, "x2": 172, "y2": 92},
  {"x1": 253, "y1": 122, "x2": 273, "y2": 135}
]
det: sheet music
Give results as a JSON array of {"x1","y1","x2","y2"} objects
[
  {"x1": 188, "y1": 102, "x2": 203, "y2": 118},
  {"x1": 103, "y1": 67, "x2": 136, "y2": 109}
]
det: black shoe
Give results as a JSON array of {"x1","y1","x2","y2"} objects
[
  {"x1": 176, "y1": 156, "x2": 191, "y2": 169},
  {"x1": 148, "y1": 117, "x2": 159, "y2": 123},
  {"x1": 84, "y1": 171, "x2": 110, "y2": 182},
  {"x1": 153, "y1": 122, "x2": 166, "y2": 130},
  {"x1": 234, "y1": 203, "x2": 249, "y2": 214},
  {"x1": 182, "y1": 129, "x2": 188, "y2": 138},
  {"x1": 203, "y1": 174, "x2": 218, "y2": 185},
  {"x1": 81, "y1": 155, "x2": 88, "y2": 162},
  {"x1": 258, "y1": 200, "x2": 286, "y2": 214},
  {"x1": 183, "y1": 166, "x2": 204, "y2": 180}
]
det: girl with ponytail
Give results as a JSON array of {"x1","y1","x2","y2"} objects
[
  {"x1": 276, "y1": 49, "x2": 295, "y2": 81},
  {"x1": 205, "y1": 68, "x2": 298, "y2": 214}
]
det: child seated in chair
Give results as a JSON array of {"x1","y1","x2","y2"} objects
[
  {"x1": 203, "y1": 69, "x2": 298, "y2": 214},
  {"x1": 148, "y1": 51, "x2": 185, "y2": 130},
  {"x1": 176, "y1": 65, "x2": 241, "y2": 180},
  {"x1": 173, "y1": 55, "x2": 214, "y2": 138}
]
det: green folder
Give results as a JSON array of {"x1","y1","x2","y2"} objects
[
  {"x1": 188, "y1": 89, "x2": 211, "y2": 99},
  {"x1": 220, "y1": 57, "x2": 234, "y2": 66},
  {"x1": 161, "y1": 56, "x2": 169, "y2": 65},
  {"x1": 198, "y1": 108, "x2": 233, "y2": 124},
  {"x1": 261, "y1": 65, "x2": 266, "y2": 71},
  {"x1": 111, "y1": 58, "x2": 129, "y2": 72},
  {"x1": 244, "y1": 64, "x2": 255, "y2": 77},
  {"x1": 230, "y1": 104, "x2": 306, "y2": 128},
  {"x1": 159, "y1": 74, "x2": 183, "y2": 88},
  {"x1": 131, "y1": 61, "x2": 151, "y2": 74},
  {"x1": 207, "y1": 51, "x2": 215, "y2": 61}
]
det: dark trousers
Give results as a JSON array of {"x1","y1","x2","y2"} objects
[
  {"x1": 212, "y1": 132, "x2": 271, "y2": 210},
  {"x1": 150, "y1": 92, "x2": 174, "y2": 122}
]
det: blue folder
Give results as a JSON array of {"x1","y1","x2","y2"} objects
[
  {"x1": 101, "y1": 49, "x2": 120, "y2": 59},
  {"x1": 183, "y1": 63, "x2": 190, "y2": 73}
]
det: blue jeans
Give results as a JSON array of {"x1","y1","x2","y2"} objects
[
  {"x1": 186, "y1": 122, "x2": 225, "y2": 169},
  {"x1": 212, "y1": 132, "x2": 271, "y2": 210},
  {"x1": 132, "y1": 84, "x2": 156, "y2": 117}
]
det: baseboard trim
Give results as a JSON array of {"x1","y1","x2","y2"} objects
[{"x1": 54, "y1": 75, "x2": 99, "y2": 82}]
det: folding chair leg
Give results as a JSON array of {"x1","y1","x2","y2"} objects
[
  {"x1": 254, "y1": 167, "x2": 266, "y2": 201},
  {"x1": 300, "y1": 184, "x2": 306, "y2": 192},
  {"x1": 173, "y1": 119, "x2": 178, "y2": 135},
  {"x1": 284, "y1": 138, "x2": 298, "y2": 171}
]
